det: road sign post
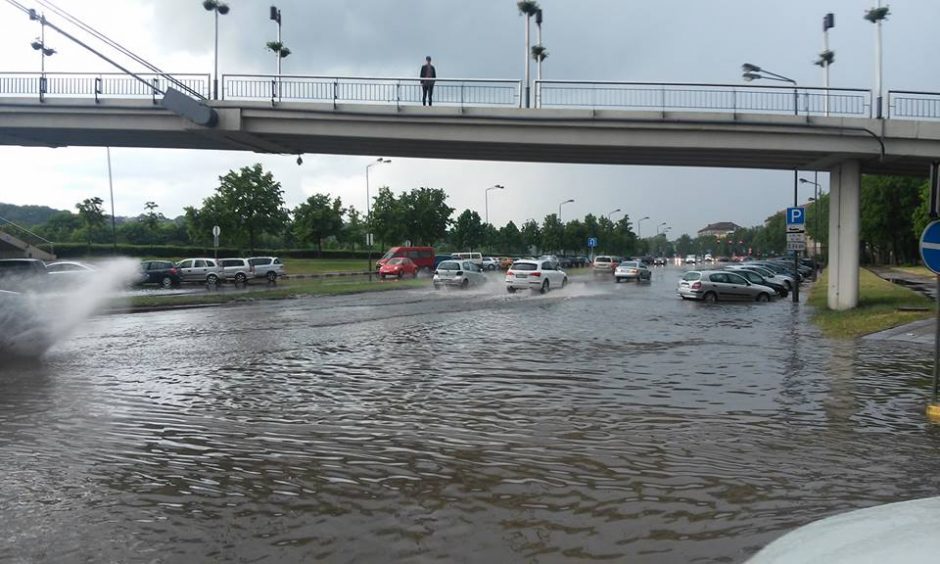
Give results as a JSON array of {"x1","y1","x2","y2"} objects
[
  {"x1": 919, "y1": 220, "x2": 940, "y2": 420},
  {"x1": 786, "y1": 207, "x2": 805, "y2": 303},
  {"x1": 212, "y1": 225, "x2": 220, "y2": 260},
  {"x1": 587, "y1": 237, "x2": 597, "y2": 260}
]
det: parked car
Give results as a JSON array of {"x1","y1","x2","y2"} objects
[
  {"x1": 725, "y1": 267, "x2": 788, "y2": 297},
  {"x1": 379, "y1": 257, "x2": 419, "y2": 279},
  {"x1": 592, "y1": 255, "x2": 620, "y2": 276},
  {"x1": 247, "y1": 256, "x2": 284, "y2": 282},
  {"x1": 614, "y1": 260, "x2": 652, "y2": 283},
  {"x1": 505, "y1": 259, "x2": 568, "y2": 294},
  {"x1": 376, "y1": 246, "x2": 435, "y2": 273},
  {"x1": 653, "y1": 257, "x2": 667, "y2": 266},
  {"x1": 138, "y1": 260, "x2": 182, "y2": 288},
  {"x1": 0, "y1": 258, "x2": 48, "y2": 292},
  {"x1": 481, "y1": 257, "x2": 500, "y2": 271},
  {"x1": 433, "y1": 254, "x2": 453, "y2": 269},
  {"x1": 433, "y1": 259, "x2": 486, "y2": 289},
  {"x1": 218, "y1": 258, "x2": 256, "y2": 284},
  {"x1": 685, "y1": 255, "x2": 697, "y2": 264},
  {"x1": 176, "y1": 258, "x2": 222, "y2": 285},
  {"x1": 729, "y1": 265, "x2": 794, "y2": 292},
  {"x1": 677, "y1": 270, "x2": 775, "y2": 302}
]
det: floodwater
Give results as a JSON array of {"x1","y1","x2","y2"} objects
[{"x1": 2, "y1": 267, "x2": 940, "y2": 563}]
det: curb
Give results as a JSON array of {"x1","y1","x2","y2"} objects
[{"x1": 281, "y1": 271, "x2": 371, "y2": 280}]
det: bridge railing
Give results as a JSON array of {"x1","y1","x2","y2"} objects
[
  {"x1": 221, "y1": 74, "x2": 521, "y2": 109},
  {"x1": 887, "y1": 90, "x2": 940, "y2": 119},
  {"x1": 0, "y1": 72, "x2": 211, "y2": 101},
  {"x1": 534, "y1": 80, "x2": 873, "y2": 117}
]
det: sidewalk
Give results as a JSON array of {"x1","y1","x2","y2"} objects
[{"x1": 865, "y1": 266, "x2": 936, "y2": 345}]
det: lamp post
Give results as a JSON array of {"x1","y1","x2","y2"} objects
[
  {"x1": 743, "y1": 63, "x2": 801, "y2": 302},
  {"x1": 636, "y1": 216, "x2": 649, "y2": 239},
  {"x1": 864, "y1": 2, "x2": 890, "y2": 118},
  {"x1": 816, "y1": 13, "x2": 836, "y2": 116},
  {"x1": 800, "y1": 176, "x2": 823, "y2": 268},
  {"x1": 655, "y1": 222, "x2": 667, "y2": 236},
  {"x1": 558, "y1": 198, "x2": 574, "y2": 222},
  {"x1": 203, "y1": 0, "x2": 230, "y2": 100},
  {"x1": 28, "y1": 10, "x2": 56, "y2": 102},
  {"x1": 606, "y1": 208, "x2": 621, "y2": 221},
  {"x1": 366, "y1": 157, "x2": 391, "y2": 281},
  {"x1": 485, "y1": 184, "x2": 505, "y2": 226}
]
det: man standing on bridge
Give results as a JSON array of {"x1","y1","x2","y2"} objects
[{"x1": 420, "y1": 56, "x2": 436, "y2": 106}]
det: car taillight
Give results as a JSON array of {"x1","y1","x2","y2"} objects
[
  {"x1": 530, "y1": 272, "x2": 541, "y2": 277},
  {"x1": 691, "y1": 281, "x2": 702, "y2": 290},
  {"x1": 506, "y1": 270, "x2": 513, "y2": 276},
  {"x1": 169, "y1": 267, "x2": 177, "y2": 274}
]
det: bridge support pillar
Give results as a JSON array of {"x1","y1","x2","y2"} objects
[{"x1": 827, "y1": 160, "x2": 861, "y2": 310}]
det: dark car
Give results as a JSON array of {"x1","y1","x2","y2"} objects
[
  {"x1": 0, "y1": 258, "x2": 48, "y2": 291},
  {"x1": 724, "y1": 267, "x2": 788, "y2": 298},
  {"x1": 138, "y1": 260, "x2": 182, "y2": 288}
]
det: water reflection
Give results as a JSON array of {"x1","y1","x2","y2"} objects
[{"x1": 2, "y1": 269, "x2": 940, "y2": 562}]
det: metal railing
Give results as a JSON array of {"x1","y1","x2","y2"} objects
[
  {"x1": 0, "y1": 72, "x2": 211, "y2": 101},
  {"x1": 534, "y1": 80, "x2": 873, "y2": 117},
  {"x1": 222, "y1": 74, "x2": 521, "y2": 109},
  {"x1": 887, "y1": 90, "x2": 940, "y2": 119},
  {"x1": 0, "y1": 215, "x2": 55, "y2": 258}
]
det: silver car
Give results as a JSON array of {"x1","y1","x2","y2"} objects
[
  {"x1": 677, "y1": 270, "x2": 776, "y2": 302},
  {"x1": 433, "y1": 260, "x2": 487, "y2": 289},
  {"x1": 614, "y1": 260, "x2": 651, "y2": 283},
  {"x1": 177, "y1": 258, "x2": 222, "y2": 285}
]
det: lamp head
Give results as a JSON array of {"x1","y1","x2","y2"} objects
[
  {"x1": 30, "y1": 40, "x2": 42, "y2": 50},
  {"x1": 217, "y1": 3, "x2": 229, "y2": 14},
  {"x1": 742, "y1": 63, "x2": 761, "y2": 73},
  {"x1": 296, "y1": 155, "x2": 303, "y2": 165},
  {"x1": 742, "y1": 72, "x2": 761, "y2": 82}
]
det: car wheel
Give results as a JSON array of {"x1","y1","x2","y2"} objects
[
  {"x1": 266, "y1": 271, "x2": 277, "y2": 282},
  {"x1": 539, "y1": 280, "x2": 549, "y2": 294},
  {"x1": 756, "y1": 292, "x2": 770, "y2": 302},
  {"x1": 461, "y1": 278, "x2": 469, "y2": 289},
  {"x1": 397, "y1": 272, "x2": 403, "y2": 279},
  {"x1": 703, "y1": 291, "x2": 717, "y2": 303},
  {"x1": 507, "y1": 286, "x2": 516, "y2": 294},
  {"x1": 206, "y1": 274, "x2": 218, "y2": 286},
  {"x1": 615, "y1": 277, "x2": 621, "y2": 283},
  {"x1": 160, "y1": 276, "x2": 173, "y2": 289},
  {"x1": 412, "y1": 271, "x2": 418, "y2": 279},
  {"x1": 561, "y1": 277, "x2": 567, "y2": 288},
  {"x1": 433, "y1": 283, "x2": 441, "y2": 290},
  {"x1": 235, "y1": 273, "x2": 247, "y2": 284},
  {"x1": 784, "y1": 280, "x2": 792, "y2": 291}
]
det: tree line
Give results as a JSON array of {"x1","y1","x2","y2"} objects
[{"x1": 1, "y1": 164, "x2": 930, "y2": 264}]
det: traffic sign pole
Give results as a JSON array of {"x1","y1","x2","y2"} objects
[{"x1": 919, "y1": 219, "x2": 940, "y2": 421}]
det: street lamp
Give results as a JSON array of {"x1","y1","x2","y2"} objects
[
  {"x1": 267, "y1": 5, "x2": 290, "y2": 100},
  {"x1": 864, "y1": 2, "x2": 890, "y2": 118},
  {"x1": 741, "y1": 62, "x2": 798, "y2": 115},
  {"x1": 366, "y1": 157, "x2": 391, "y2": 280},
  {"x1": 485, "y1": 184, "x2": 505, "y2": 226},
  {"x1": 558, "y1": 198, "x2": 574, "y2": 222},
  {"x1": 203, "y1": 0, "x2": 230, "y2": 100},
  {"x1": 606, "y1": 208, "x2": 621, "y2": 221},
  {"x1": 655, "y1": 222, "x2": 668, "y2": 236},
  {"x1": 800, "y1": 177, "x2": 823, "y2": 266},
  {"x1": 637, "y1": 216, "x2": 650, "y2": 239},
  {"x1": 815, "y1": 13, "x2": 836, "y2": 116},
  {"x1": 743, "y1": 62, "x2": 801, "y2": 302},
  {"x1": 28, "y1": 10, "x2": 55, "y2": 102}
]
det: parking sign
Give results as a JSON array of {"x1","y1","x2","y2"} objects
[
  {"x1": 587, "y1": 237, "x2": 598, "y2": 248},
  {"x1": 786, "y1": 207, "x2": 805, "y2": 233}
]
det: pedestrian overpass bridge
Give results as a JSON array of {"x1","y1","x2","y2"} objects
[{"x1": 3, "y1": 72, "x2": 940, "y2": 310}]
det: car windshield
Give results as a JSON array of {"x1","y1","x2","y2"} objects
[
  {"x1": 388, "y1": 258, "x2": 404, "y2": 265},
  {"x1": 621, "y1": 261, "x2": 639, "y2": 268},
  {"x1": 595, "y1": 257, "x2": 611, "y2": 263},
  {"x1": 682, "y1": 272, "x2": 701, "y2": 281},
  {"x1": 381, "y1": 250, "x2": 397, "y2": 260},
  {"x1": 512, "y1": 262, "x2": 537, "y2": 271},
  {"x1": 438, "y1": 261, "x2": 460, "y2": 270}
]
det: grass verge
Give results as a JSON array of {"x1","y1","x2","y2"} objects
[
  {"x1": 124, "y1": 277, "x2": 426, "y2": 310},
  {"x1": 808, "y1": 268, "x2": 933, "y2": 338}
]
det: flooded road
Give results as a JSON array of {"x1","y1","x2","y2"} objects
[{"x1": 3, "y1": 267, "x2": 940, "y2": 562}]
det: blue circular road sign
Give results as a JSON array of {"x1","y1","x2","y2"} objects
[{"x1": 920, "y1": 220, "x2": 940, "y2": 274}]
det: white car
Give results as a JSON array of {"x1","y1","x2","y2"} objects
[
  {"x1": 433, "y1": 260, "x2": 487, "y2": 289},
  {"x1": 505, "y1": 259, "x2": 568, "y2": 294},
  {"x1": 480, "y1": 257, "x2": 499, "y2": 271},
  {"x1": 684, "y1": 255, "x2": 697, "y2": 264},
  {"x1": 247, "y1": 256, "x2": 285, "y2": 282}
]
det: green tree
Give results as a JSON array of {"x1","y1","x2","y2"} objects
[
  {"x1": 540, "y1": 213, "x2": 563, "y2": 252},
  {"x1": 75, "y1": 196, "x2": 106, "y2": 249},
  {"x1": 216, "y1": 163, "x2": 287, "y2": 253},
  {"x1": 398, "y1": 187, "x2": 453, "y2": 245},
  {"x1": 499, "y1": 221, "x2": 523, "y2": 254},
  {"x1": 370, "y1": 186, "x2": 404, "y2": 247},
  {"x1": 860, "y1": 175, "x2": 923, "y2": 264},
  {"x1": 35, "y1": 210, "x2": 82, "y2": 243},
  {"x1": 521, "y1": 219, "x2": 540, "y2": 254},
  {"x1": 292, "y1": 194, "x2": 345, "y2": 256},
  {"x1": 340, "y1": 206, "x2": 366, "y2": 250},
  {"x1": 674, "y1": 234, "x2": 693, "y2": 256},
  {"x1": 451, "y1": 209, "x2": 485, "y2": 250}
]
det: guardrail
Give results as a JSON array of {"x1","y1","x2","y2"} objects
[
  {"x1": 887, "y1": 90, "x2": 940, "y2": 119},
  {"x1": 0, "y1": 215, "x2": 55, "y2": 258},
  {"x1": 0, "y1": 72, "x2": 211, "y2": 101},
  {"x1": 222, "y1": 74, "x2": 521, "y2": 108},
  {"x1": 534, "y1": 80, "x2": 873, "y2": 117}
]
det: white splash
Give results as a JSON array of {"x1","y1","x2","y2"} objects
[{"x1": 0, "y1": 258, "x2": 141, "y2": 358}]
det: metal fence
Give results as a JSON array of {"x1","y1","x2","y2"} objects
[
  {"x1": 534, "y1": 80, "x2": 873, "y2": 117},
  {"x1": 888, "y1": 91, "x2": 940, "y2": 119},
  {"x1": 222, "y1": 74, "x2": 521, "y2": 108},
  {"x1": 0, "y1": 72, "x2": 210, "y2": 101}
]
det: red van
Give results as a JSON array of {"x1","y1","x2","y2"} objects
[{"x1": 375, "y1": 246, "x2": 435, "y2": 273}]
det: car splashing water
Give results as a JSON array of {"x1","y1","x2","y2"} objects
[{"x1": 0, "y1": 258, "x2": 140, "y2": 358}]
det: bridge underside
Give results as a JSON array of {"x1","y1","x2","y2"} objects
[{"x1": 1, "y1": 99, "x2": 939, "y2": 177}]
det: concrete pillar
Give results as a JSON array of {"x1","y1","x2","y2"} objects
[{"x1": 827, "y1": 160, "x2": 861, "y2": 310}]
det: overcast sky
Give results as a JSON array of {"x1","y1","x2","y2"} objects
[{"x1": 1, "y1": 0, "x2": 938, "y2": 238}]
